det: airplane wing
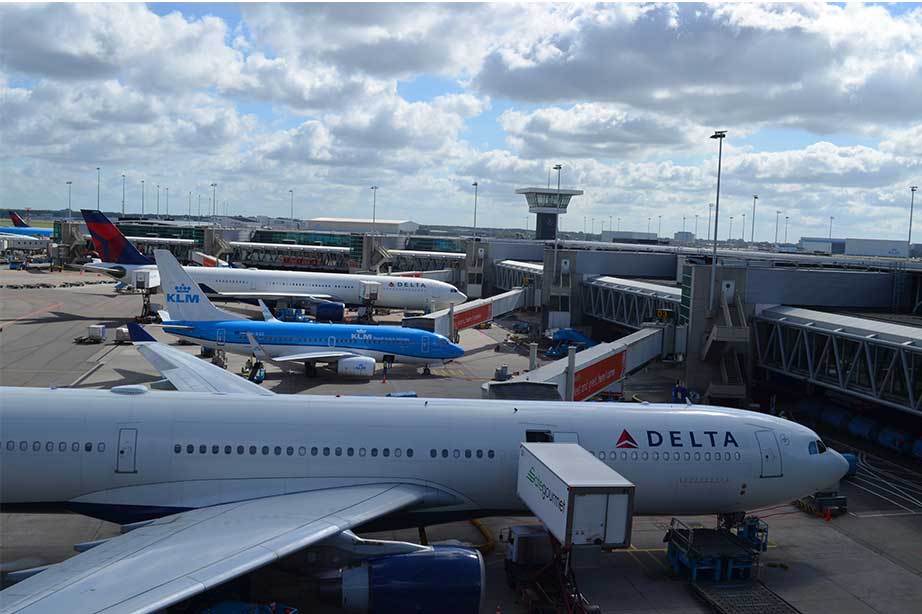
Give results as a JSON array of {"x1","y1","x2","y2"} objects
[
  {"x1": 0, "y1": 484, "x2": 432, "y2": 614},
  {"x1": 243, "y1": 332, "x2": 356, "y2": 364},
  {"x1": 128, "y1": 324, "x2": 273, "y2": 396}
]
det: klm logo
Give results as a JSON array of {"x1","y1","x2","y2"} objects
[{"x1": 166, "y1": 284, "x2": 200, "y2": 304}]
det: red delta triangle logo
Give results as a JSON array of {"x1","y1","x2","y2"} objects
[{"x1": 615, "y1": 429, "x2": 638, "y2": 449}]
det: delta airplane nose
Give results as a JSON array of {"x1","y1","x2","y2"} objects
[{"x1": 825, "y1": 449, "x2": 851, "y2": 489}]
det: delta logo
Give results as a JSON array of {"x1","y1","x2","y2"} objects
[{"x1": 616, "y1": 430, "x2": 638, "y2": 449}]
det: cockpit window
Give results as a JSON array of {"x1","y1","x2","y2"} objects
[
  {"x1": 808, "y1": 441, "x2": 818, "y2": 455},
  {"x1": 817, "y1": 440, "x2": 827, "y2": 454}
]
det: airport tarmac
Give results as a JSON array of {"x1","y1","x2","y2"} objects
[{"x1": 3, "y1": 275, "x2": 922, "y2": 613}]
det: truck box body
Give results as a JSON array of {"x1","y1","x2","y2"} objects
[
  {"x1": 516, "y1": 442, "x2": 634, "y2": 548},
  {"x1": 844, "y1": 238, "x2": 908, "y2": 258}
]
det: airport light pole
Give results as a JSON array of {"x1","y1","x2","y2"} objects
[
  {"x1": 188, "y1": 191, "x2": 192, "y2": 217},
  {"x1": 657, "y1": 215, "x2": 662, "y2": 238},
  {"x1": 909, "y1": 186, "x2": 918, "y2": 256},
  {"x1": 682, "y1": 216, "x2": 686, "y2": 233},
  {"x1": 96, "y1": 167, "x2": 100, "y2": 211},
  {"x1": 617, "y1": 216, "x2": 621, "y2": 231},
  {"x1": 828, "y1": 216, "x2": 834, "y2": 239},
  {"x1": 370, "y1": 186, "x2": 378, "y2": 235},
  {"x1": 141, "y1": 180, "x2": 145, "y2": 216},
  {"x1": 210, "y1": 183, "x2": 217, "y2": 225},
  {"x1": 751, "y1": 195, "x2": 758, "y2": 242},
  {"x1": 708, "y1": 130, "x2": 727, "y2": 313},
  {"x1": 647, "y1": 217, "x2": 651, "y2": 233},
  {"x1": 741, "y1": 213, "x2": 746, "y2": 241},
  {"x1": 197, "y1": 193, "x2": 201, "y2": 219},
  {"x1": 707, "y1": 203, "x2": 713, "y2": 244},
  {"x1": 774, "y1": 210, "x2": 781, "y2": 245},
  {"x1": 121, "y1": 174, "x2": 126, "y2": 215},
  {"x1": 65, "y1": 180, "x2": 72, "y2": 221},
  {"x1": 156, "y1": 184, "x2": 160, "y2": 217},
  {"x1": 165, "y1": 187, "x2": 169, "y2": 216},
  {"x1": 784, "y1": 215, "x2": 789, "y2": 243},
  {"x1": 472, "y1": 182, "x2": 479, "y2": 234},
  {"x1": 694, "y1": 214, "x2": 699, "y2": 238},
  {"x1": 728, "y1": 216, "x2": 734, "y2": 240},
  {"x1": 289, "y1": 189, "x2": 294, "y2": 220}
]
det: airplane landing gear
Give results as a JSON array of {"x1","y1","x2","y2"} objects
[
  {"x1": 422, "y1": 366, "x2": 432, "y2": 376},
  {"x1": 305, "y1": 362, "x2": 318, "y2": 377}
]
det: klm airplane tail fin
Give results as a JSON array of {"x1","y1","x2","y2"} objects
[
  {"x1": 9, "y1": 211, "x2": 29, "y2": 227},
  {"x1": 81, "y1": 209, "x2": 153, "y2": 265},
  {"x1": 154, "y1": 249, "x2": 242, "y2": 322}
]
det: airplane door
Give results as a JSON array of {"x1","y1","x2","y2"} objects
[
  {"x1": 421, "y1": 336, "x2": 430, "y2": 354},
  {"x1": 328, "y1": 336, "x2": 336, "y2": 348},
  {"x1": 755, "y1": 430, "x2": 783, "y2": 478},
  {"x1": 216, "y1": 329, "x2": 226, "y2": 347},
  {"x1": 116, "y1": 428, "x2": 138, "y2": 473}
]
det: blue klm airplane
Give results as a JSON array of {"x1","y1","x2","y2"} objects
[{"x1": 154, "y1": 249, "x2": 464, "y2": 377}]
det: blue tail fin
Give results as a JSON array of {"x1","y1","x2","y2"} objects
[{"x1": 80, "y1": 209, "x2": 153, "y2": 265}]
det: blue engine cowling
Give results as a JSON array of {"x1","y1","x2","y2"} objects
[
  {"x1": 341, "y1": 546, "x2": 483, "y2": 614},
  {"x1": 309, "y1": 300, "x2": 346, "y2": 322}
]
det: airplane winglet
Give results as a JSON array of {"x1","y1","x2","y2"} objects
[
  {"x1": 128, "y1": 323, "x2": 157, "y2": 343},
  {"x1": 245, "y1": 332, "x2": 269, "y2": 360},
  {"x1": 257, "y1": 300, "x2": 278, "y2": 322}
]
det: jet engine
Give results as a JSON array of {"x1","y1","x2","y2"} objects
[
  {"x1": 308, "y1": 300, "x2": 346, "y2": 322},
  {"x1": 336, "y1": 356, "x2": 376, "y2": 378},
  {"x1": 340, "y1": 546, "x2": 484, "y2": 614}
]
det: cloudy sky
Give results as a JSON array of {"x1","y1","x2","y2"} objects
[{"x1": 1, "y1": 2, "x2": 920, "y2": 241}]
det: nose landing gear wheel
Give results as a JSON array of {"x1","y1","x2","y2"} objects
[{"x1": 423, "y1": 366, "x2": 431, "y2": 376}]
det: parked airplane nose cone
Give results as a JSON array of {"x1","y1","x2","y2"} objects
[
  {"x1": 827, "y1": 449, "x2": 851, "y2": 487},
  {"x1": 449, "y1": 342, "x2": 465, "y2": 359}
]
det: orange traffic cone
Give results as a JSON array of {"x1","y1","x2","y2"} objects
[{"x1": 824, "y1": 508, "x2": 832, "y2": 522}]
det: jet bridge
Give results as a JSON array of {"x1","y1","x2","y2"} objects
[
  {"x1": 582, "y1": 276, "x2": 681, "y2": 330},
  {"x1": 483, "y1": 327, "x2": 664, "y2": 401},
  {"x1": 495, "y1": 260, "x2": 544, "y2": 308},
  {"x1": 402, "y1": 288, "x2": 526, "y2": 337},
  {"x1": 755, "y1": 306, "x2": 922, "y2": 416}
]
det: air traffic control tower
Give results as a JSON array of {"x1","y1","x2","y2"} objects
[{"x1": 516, "y1": 186, "x2": 584, "y2": 240}]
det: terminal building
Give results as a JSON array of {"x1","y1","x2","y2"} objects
[{"x1": 307, "y1": 217, "x2": 420, "y2": 234}]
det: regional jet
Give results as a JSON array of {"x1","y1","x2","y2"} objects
[{"x1": 0, "y1": 367, "x2": 848, "y2": 613}]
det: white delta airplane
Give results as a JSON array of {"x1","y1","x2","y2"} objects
[
  {"x1": 0, "y1": 331, "x2": 848, "y2": 614},
  {"x1": 80, "y1": 209, "x2": 466, "y2": 315}
]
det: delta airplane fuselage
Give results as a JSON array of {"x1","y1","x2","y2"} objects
[
  {"x1": 187, "y1": 267, "x2": 466, "y2": 311},
  {"x1": 0, "y1": 388, "x2": 849, "y2": 526}
]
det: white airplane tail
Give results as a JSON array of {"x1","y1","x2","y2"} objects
[{"x1": 154, "y1": 249, "x2": 242, "y2": 322}]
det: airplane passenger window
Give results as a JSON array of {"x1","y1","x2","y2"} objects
[
  {"x1": 724, "y1": 452, "x2": 731, "y2": 461},
  {"x1": 174, "y1": 444, "x2": 182, "y2": 453},
  {"x1": 430, "y1": 449, "x2": 437, "y2": 458},
  {"x1": 98, "y1": 443, "x2": 105, "y2": 452},
  {"x1": 395, "y1": 449, "x2": 402, "y2": 458},
  {"x1": 335, "y1": 447, "x2": 342, "y2": 456},
  {"x1": 442, "y1": 449, "x2": 448, "y2": 458},
  {"x1": 476, "y1": 450, "x2": 483, "y2": 458},
  {"x1": 237, "y1": 445, "x2": 245, "y2": 455},
  {"x1": 187, "y1": 444, "x2": 194, "y2": 454},
  {"x1": 347, "y1": 447, "x2": 354, "y2": 457},
  {"x1": 32, "y1": 442, "x2": 40, "y2": 451},
  {"x1": 735, "y1": 452, "x2": 741, "y2": 460},
  {"x1": 684, "y1": 452, "x2": 690, "y2": 461},
  {"x1": 465, "y1": 450, "x2": 471, "y2": 459},
  {"x1": 311, "y1": 447, "x2": 318, "y2": 456},
  {"x1": 652, "y1": 452, "x2": 659, "y2": 460},
  {"x1": 371, "y1": 448, "x2": 378, "y2": 457},
  {"x1": 598, "y1": 452, "x2": 605, "y2": 460},
  {"x1": 212, "y1": 445, "x2": 220, "y2": 454},
  {"x1": 249, "y1": 445, "x2": 257, "y2": 455},
  {"x1": 21, "y1": 441, "x2": 28, "y2": 451},
  {"x1": 359, "y1": 448, "x2": 366, "y2": 457},
  {"x1": 705, "y1": 452, "x2": 711, "y2": 461},
  {"x1": 298, "y1": 447, "x2": 306, "y2": 456},
  {"x1": 620, "y1": 451, "x2": 627, "y2": 461},
  {"x1": 323, "y1": 447, "x2": 330, "y2": 456},
  {"x1": 45, "y1": 442, "x2": 53, "y2": 452},
  {"x1": 383, "y1": 449, "x2": 390, "y2": 457},
  {"x1": 642, "y1": 452, "x2": 649, "y2": 461},
  {"x1": 488, "y1": 450, "x2": 495, "y2": 459},
  {"x1": 274, "y1": 446, "x2": 282, "y2": 456},
  {"x1": 200, "y1": 445, "x2": 207, "y2": 454},
  {"x1": 225, "y1": 445, "x2": 232, "y2": 454},
  {"x1": 72, "y1": 442, "x2": 79, "y2": 452},
  {"x1": 631, "y1": 451, "x2": 638, "y2": 460},
  {"x1": 694, "y1": 452, "x2": 701, "y2": 461},
  {"x1": 453, "y1": 449, "x2": 460, "y2": 459},
  {"x1": 6, "y1": 441, "x2": 13, "y2": 451},
  {"x1": 407, "y1": 449, "x2": 414, "y2": 458},
  {"x1": 287, "y1": 447, "x2": 294, "y2": 456}
]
